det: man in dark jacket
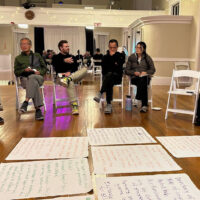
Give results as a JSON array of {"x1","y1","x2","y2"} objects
[
  {"x1": 14, "y1": 38, "x2": 47, "y2": 120},
  {"x1": 93, "y1": 39, "x2": 125, "y2": 114},
  {"x1": 52, "y1": 40, "x2": 87, "y2": 115}
]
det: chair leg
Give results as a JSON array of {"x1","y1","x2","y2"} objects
[
  {"x1": 53, "y1": 84, "x2": 57, "y2": 108},
  {"x1": 41, "y1": 88, "x2": 46, "y2": 112},
  {"x1": 193, "y1": 94, "x2": 199, "y2": 123},
  {"x1": 173, "y1": 95, "x2": 177, "y2": 115},
  {"x1": 165, "y1": 93, "x2": 171, "y2": 120},
  {"x1": 16, "y1": 87, "x2": 20, "y2": 111}
]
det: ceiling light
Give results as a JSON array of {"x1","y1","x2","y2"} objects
[{"x1": 18, "y1": 24, "x2": 29, "y2": 29}]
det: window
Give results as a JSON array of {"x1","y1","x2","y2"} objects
[{"x1": 172, "y1": 3, "x2": 180, "y2": 16}]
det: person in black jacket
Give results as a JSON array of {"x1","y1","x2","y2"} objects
[
  {"x1": 52, "y1": 40, "x2": 87, "y2": 115},
  {"x1": 93, "y1": 39, "x2": 125, "y2": 114}
]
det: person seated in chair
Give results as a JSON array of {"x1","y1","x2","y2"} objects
[
  {"x1": 52, "y1": 40, "x2": 87, "y2": 115},
  {"x1": 14, "y1": 38, "x2": 47, "y2": 120},
  {"x1": 83, "y1": 51, "x2": 92, "y2": 68},
  {"x1": 93, "y1": 39, "x2": 125, "y2": 114},
  {"x1": 93, "y1": 48, "x2": 103, "y2": 65},
  {"x1": 125, "y1": 41, "x2": 155, "y2": 113}
]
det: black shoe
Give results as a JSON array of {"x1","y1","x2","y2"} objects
[
  {"x1": 19, "y1": 101, "x2": 28, "y2": 113},
  {"x1": 35, "y1": 109, "x2": 44, "y2": 121},
  {"x1": 194, "y1": 118, "x2": 200, "y2": 126},
  {"x1": 0, "y1": 117, "x2": 4, "y2": 123}
]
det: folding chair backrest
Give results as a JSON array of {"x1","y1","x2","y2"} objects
[
  {"x1": 173, "y1": 70, "x2": 200, "y2": 79},
  {"x1": 93, "y1": 59, "x2": 102, "y2": 63},
  {"x1": 170, "y1": 70, "x2": 200, "y2": 93},
  {"x1": 174, "y1": 62, "x2": 190, "y2": 70}
]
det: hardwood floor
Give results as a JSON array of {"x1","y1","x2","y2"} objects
[{"x1": 0, "y1": 74, "x2": 200, "y2": 199}]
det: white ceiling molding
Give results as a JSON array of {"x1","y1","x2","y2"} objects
[
  {"x1": 129, "y1": 15, "x2": 193, "y2": 29},
  {"x1": 0, "y1": 6, "x2": 165, "y2": 28}
]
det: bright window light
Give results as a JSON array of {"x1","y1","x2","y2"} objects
[{"x1": 18, "y1": 24, "x2": 29, "y2": 29}]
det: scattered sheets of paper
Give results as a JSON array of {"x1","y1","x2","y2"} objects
[
  {"x1": 6, "y1": 137, "x2": 88, "y2": 160},
  {"x1": 91, "y1": 145, "x2": 181, "y2": 174},
  {"x1": 43, "y1": 195, "x2": 94, "y2": 200},
  {"x1": 157, "y1": 136, "x2": 200, "y2": 158},
  {"x1": 0, "y1": 158, "x2": 92, "y2": 199},
  {"x1": 88, "y1": 127, "x2": 156, "y2": 145},
  {"x1": 96, "y1": 173, "x2": 200, "y2": 200}
]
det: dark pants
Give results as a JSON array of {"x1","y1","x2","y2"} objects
[
  {"x1": 131, "y1": 76, "x2": 150, "y2": 107},
  {"x1": 196, "y1": 95, "x2": 200, "y2": 119},
  {"x1": 100, "y1": 72, "x2": 122, "y2": 104}
]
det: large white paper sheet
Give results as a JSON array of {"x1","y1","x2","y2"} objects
[
  {"x1": 96, "y1": 173, "x2": 200, "y2": 200},
  {"x1": 91, "y1": 145, "x2": 181, "y2": 174},
  {"x1": 43, "y1": 195, "x2": 94, "y2": 200},
  {"x1": 88, "y1": 127, "x2": 156, "y2": 145},
  {"x1": 6, "y1": 137, "x2": 88, "y2": 160},
  {"x1": 157, "y1": 136, "x2": 200, "y2": 158},
  {"x1": 0, "y1": 158, "x2": 92, "y2": 199}
]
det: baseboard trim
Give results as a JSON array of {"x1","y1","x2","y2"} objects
[
  {"x1": 153, "y1": 58, "x2": 195, "y2": 62},
  {"x1": 152, "y1": 76, "x2": 171, "y2": 85}
]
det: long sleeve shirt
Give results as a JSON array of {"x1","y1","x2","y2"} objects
[
  {"x1": 52, "y1": 53, "x2": 79, "y2": 74},
  {"x1": 125, "y1": 53, "x2": 155, "y2": 77},
  {"x1": 14, "y1": 51, "x2": 47, "y2": 77},
  {"x1": 102, "y1": 52, "x2": 125, "y2": 77}
]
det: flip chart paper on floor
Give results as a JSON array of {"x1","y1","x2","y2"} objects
[
  {"x1": 88, "y1": 127, "x2": 156, "y2": 145},
  {"x1": 157, "y1": 136, "x2": 200, "y2": 158},
  {"x1": 43, "y1": 195, "x2": 94, "y2": 200},
  {"x1": 96, "y1": 173, "x2": 200, "y2": 200},
  {"x1": 91, "y1": 145, "x2": 181, "y2": 174},
  {"x1": 6, "y1": 137, "x2": 88, "y2": 160},
  {"x1": 0, "y1": 158, "x2": 92, "y2": 199}
]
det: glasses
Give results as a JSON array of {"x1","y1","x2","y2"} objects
[
  {"x1": 109, "y1": 47, "x2": 117, "y2": 49},
  {"x1": 20, "y1": 43, "x2": 30, "y2": 46}
]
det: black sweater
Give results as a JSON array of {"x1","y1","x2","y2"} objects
[
  {"x1": 102, "y1": 52, "x2": 125, "y2": 77},
  {"x1": 52, "y1": 53, "x2": 79, "y2": 73}
]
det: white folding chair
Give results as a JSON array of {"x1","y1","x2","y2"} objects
[
  {"x1": 77, "y1": 59, "x2": 83, "y2": 70},
  {"x1": 100, "y1": 74, "x2": 124, "y2": 109},
  {"x1": 51, "y1": 66, "x2": 80, "y2": 108},
  {"x1": 15, "y1": 76, "x2": 46, "y2": 111},
  {"x1": 165, "y1": 70, "x2": 200, "y2": 123},
  {"x1": 128, "y1": 76, "x2": 153, "y2": 108},
  {"x1": 93, "y1": 59, "x2": 102, "y2": 76},
  {"x1": 174, "y1": 62, "x2": 192, "y2": 88}
]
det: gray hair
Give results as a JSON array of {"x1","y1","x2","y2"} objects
[{"x1": 20, "y1": 37, "x2": 32, "y2": 45}]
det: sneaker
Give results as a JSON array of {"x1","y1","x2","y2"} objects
[
  {"x1": 0, "y1": 117, "x2": 4, "y2": 123},
  {"x1": 71, "y1": 102, "x2": 79, "y2": 115},
  {"x1": 35, "y1": 109, "x2": 44, "y2": 120},
  {"x1": 133, "y1": 99, "x2": 142, "y2": 108},
  {"x1": 20, "y1": 101, "x2": 28, "y2": 113},
  {"x1": 104, "y1": 104, "x2": 112, "y2": 114},
  {"x1": 140, "y1": 106, "x2": 148, "y2": 113},
  {"x1": 93, "y1": 92, "x2": 102, "y2": 103},
  {"x1": 0, "y1": 104, "x2": 3, "y2": 111},
  {"x1": 60, "y1": 76, "x2": 72, "y2": 87}
]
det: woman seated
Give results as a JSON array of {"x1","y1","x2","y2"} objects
[{"x1": 125, "y1": 41, "x2": 155, "y2": 113}]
